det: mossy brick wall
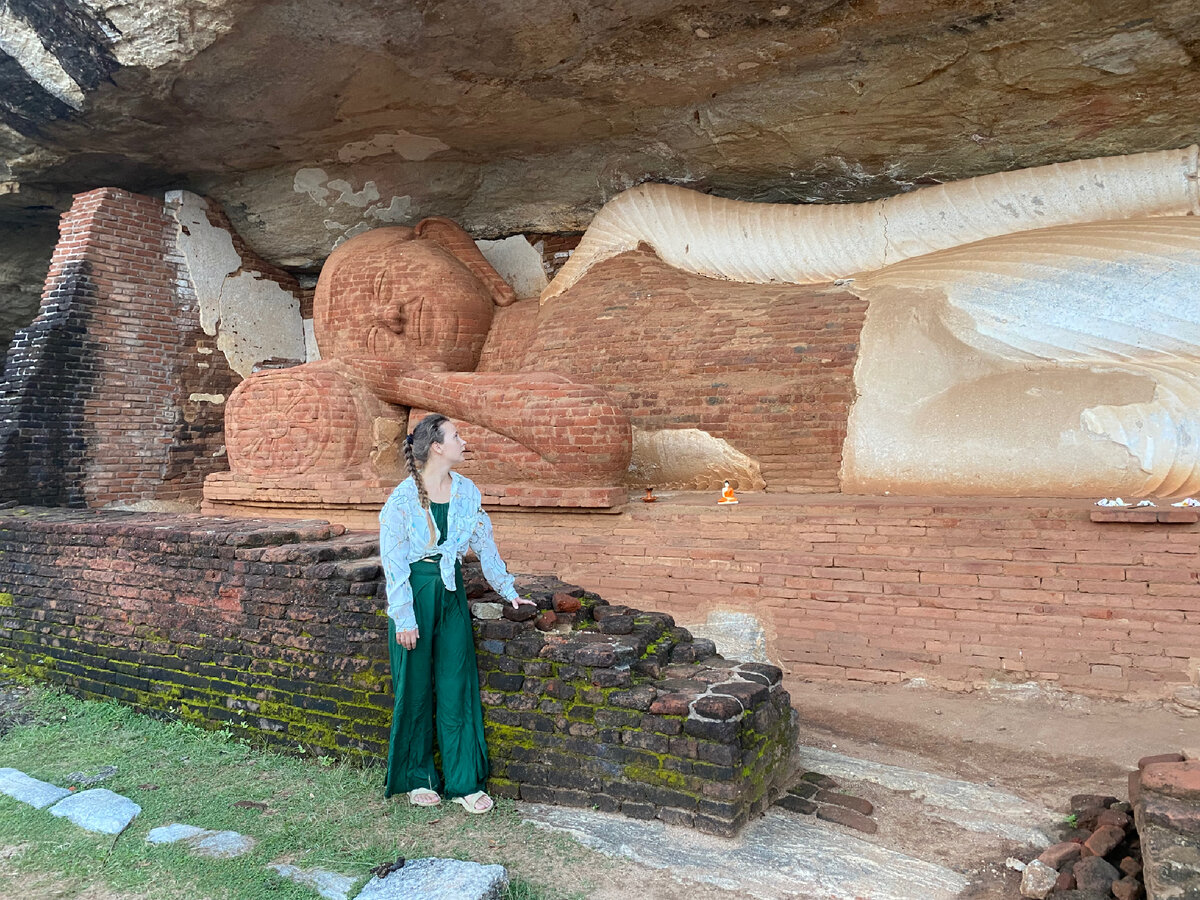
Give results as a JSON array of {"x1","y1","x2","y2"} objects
[
  {"x1": 0, "y1": 508, "x2": 392, "y2": 751},
  {"x1": 0, "y1": 507, "x2": 796, "y2": 835},
  {"x1": 469, "y1": 582, "x2": 796, "y2": 836},
  {"x1": 0, "y1": 188, "x2": 239, "y2": 507}
]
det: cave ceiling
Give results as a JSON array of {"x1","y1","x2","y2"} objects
[{"x1": 2, "y1": 0, "x2": 1199, "y2": 271}]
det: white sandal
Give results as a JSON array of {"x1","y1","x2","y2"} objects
[
  {"x1": 407, "y1": 788, "x2": 441, "y2": 807},
  {"x1": 452, "y1": 791, "x2": 493, "y2": 814}
]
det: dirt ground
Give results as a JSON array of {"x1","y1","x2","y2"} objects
[{"x1": 564, "y1": 677, "x2": 1196, "y2": 900}]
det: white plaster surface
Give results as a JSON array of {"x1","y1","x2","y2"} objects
[
  {"x1": 543, "y1": 145, "x2": 1200, "y2": 300},
  {"x1": 303, "y1": 318, "x2": 321, "y2": 362},
  {"x1": 215, "y1": 271, "x2": 305, "y2": 377},
  {"x1": 292, "y1": 168, "x2": 413, "y2": 242},
  {"x1": 677, "y1": 611, "x2": 770, "y2": 663},
  {"x1": 843, "y1": 216, "x2": 1200, "y2": 497},
  {"x1": 170, "y1": 191, "x2": 305, "y2": 378},
  {"x1": 0, "y1": 10, "x2": 84, "y2": 108},
  {"x1": 521, "y1": 804, "x2": 968, "y2": 900},
  {"x1": 476, "y1": 235, "x2": 548, "y2": 300}
]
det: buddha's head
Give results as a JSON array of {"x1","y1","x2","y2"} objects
[{"x1": 313, "y1": 217, "x2": 516, "y2": 370}]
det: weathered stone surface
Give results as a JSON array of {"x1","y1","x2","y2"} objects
[
  {"x1": 815, "y1": 804, "x2": 878, "y2": 835},
  {"x1": 1110, "y1": 875, "x2": 1144, "y2": 900},
  {"x1": 1072, "y1": 856, "x2": 1119, "y2": 894},
  {"x1": 471, "y1": 602, "x2": 503, "y2": 620},
  {"x1": 189, "y1": 830, "x2": 257, "y2": 858},
  {"x1": 6, "y1": 0, "x2": 1200, "y2": 278},
  {"x1": 0, "y1": 768, "x2": 71, "y2": 809},
  {"x1": 146, "y1": 823, "x2": 207, "y2": 844},
  {"x1": 1141, "y1": 759, "x2": 1200, "y2": 801},
  {"x1": 48, "y1": 788, "x2": 141, "y2": 834},
  {"x1": 355, "y1": 857, "x2": 507, "y2": 900},
  {"x1": 1019, "y1": 859, "x2": 1058, "y2": 899}
]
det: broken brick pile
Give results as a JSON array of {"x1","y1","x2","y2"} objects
[
  {"x1": 1019, "y1": 751, "x2": 1200, "y2": 900},
  {"x1": 1021, "y1": 792, "x2": 1146, "y2": 900},
  {"x1": 466, "y1": 568, "x2": 798, "y2": 836}
]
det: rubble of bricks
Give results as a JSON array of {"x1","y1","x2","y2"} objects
[
  {"x1": 772, "y1": 769, "x2": 878, "y2": 834},
  {"x1": 467, "y1": 568, "x2": 798, "y2": 836},
  {"x1": 0, "y1": 506, "x2": 797, "y2": 837},
  {"x1": 1129, "y1": 752, "x2": 1200, "y2": 900}
]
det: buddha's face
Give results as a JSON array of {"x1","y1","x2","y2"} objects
[{"x1": 368, "y1": 241, "x2": 496, "y2": 371}]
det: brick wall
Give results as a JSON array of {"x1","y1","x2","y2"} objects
[
  {"x1": 0, "y1": 507, "x2": 795, "y2": 835},
  {"x1": 478, "y1": 250, "x2": 866, "y2": 491},
  {"x1": 488, "y1": 495, "x2": 1200, "y2": 699},
  {"x1": 0, "y1": 188, "x2": 239, "y2": 507}
]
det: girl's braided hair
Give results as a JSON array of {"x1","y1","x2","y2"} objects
[{"x1": 403, "y1": 414, "x2": 449, "y2": 510}]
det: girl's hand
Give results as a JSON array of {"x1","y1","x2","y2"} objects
[
  {"x1": 397, "y1": 627, "x2": 419, "y2": 649},
  {"x1": 509, "y1": 597, "x2": 536, "y2": 609}
]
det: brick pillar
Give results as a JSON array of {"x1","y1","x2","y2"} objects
[{"x1": 0, "y1": 187, "x2": 237, "y2": 506}]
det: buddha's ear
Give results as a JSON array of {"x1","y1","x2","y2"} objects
[{"x1": 413, "y1": 217, "x2": 518, "y2": 307}]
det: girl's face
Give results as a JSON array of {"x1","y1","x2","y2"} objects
[{"x1": 433, "y1": 421, "x2": 468, "y2": 466}]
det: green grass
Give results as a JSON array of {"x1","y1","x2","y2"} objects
[{"x1": 0, "y1": 687, "x2": 595, "y2": 899}]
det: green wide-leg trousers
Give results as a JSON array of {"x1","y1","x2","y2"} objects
[{"x1": 384, "y1": 559, "x2": 489, "y2": 799}]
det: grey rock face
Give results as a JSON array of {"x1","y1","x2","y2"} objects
[
  {"x1": 3, "y1": 1, "x2": 1200, "y2": 273},
  {"x1": 47, "y1": 788, "x2": 141, "y2": 834},
  {"x1": 0, "y1": 768, "x2": 71, "y2": 809},
  {"x1": 355, "y1": 857, "x2": 508, "y2": 900}
]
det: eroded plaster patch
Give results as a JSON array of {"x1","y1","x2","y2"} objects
[
  {"x1": 337, "y1": 131, "x2": 450, "y2": 163},
  {"x1": 476, "y1": 236, "x2": 548, "y2": 300},
  {"x1": 294, "y1": 168, "x2": 412, "y2": 245},
  {"x1": 188, "y1": 393, "x2": 226, "y2": 404},
  {"x1": 628, "y1": 427, "x2": 765, "y2": 491},
  {"x1": 676, "y1": 611, "x2": 770, "y2": 663},
  {"x1": 169, "y1": 190, "x2": 305, "y2": 378}
]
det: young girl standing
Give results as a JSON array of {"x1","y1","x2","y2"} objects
[{"x1": 378, "y1": 414, "x2": 535, "y2": 813}]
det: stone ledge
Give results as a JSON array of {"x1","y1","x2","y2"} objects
[{"x1": 1090, "y1": 508, "x2": 1199, "y2": 524}]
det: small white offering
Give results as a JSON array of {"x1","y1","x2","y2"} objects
[{"x1": 1095, "y1": 497, "x2": 1128, "y2": 507}]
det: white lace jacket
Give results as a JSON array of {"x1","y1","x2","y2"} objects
[{"x1": 379, "y1": 472, "x2": 518, "y2": 631}]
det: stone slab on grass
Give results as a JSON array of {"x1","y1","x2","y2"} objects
[
  {"x1": 0, "y1": 768, "x2": 71, "y2": 809},
  {"x1": 355, "y1": 857, "x2": 508, "y2": 900},
  {"x1": 269, "y1": 863, "x2": 356, "y2": 900},
  {"x1": 147, "y1": 823, "x2": 207, "y2": 844},
  {"x1": 48, "y1": 788, "x2": 140, "y2": 834},
  {"x1": 145, "y1": 823, "x2": 256, "y2": 858}
]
